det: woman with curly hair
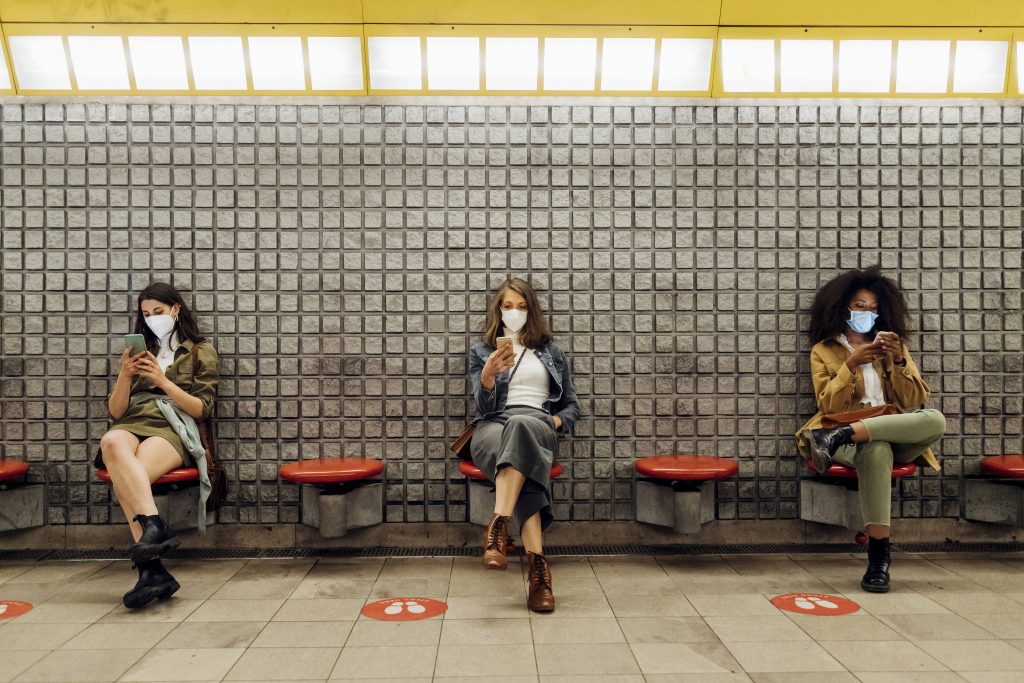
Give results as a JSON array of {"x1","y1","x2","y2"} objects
[{"x1": 797, "y1": 266, "x2": 945, "y2": 593}]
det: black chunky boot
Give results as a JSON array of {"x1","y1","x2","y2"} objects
[
  {"x1": 123, "y1": 558, "x2": 180, "y2": 609},
  {"x1": 861, "y1": 537, "x2": 891, "y2": 593},
  {"x1": 804, "y1": 425, "x2": 855, "y2": 473},
  {"x1": 129, "y1": 514, "x2": 180, "y2": 564}
]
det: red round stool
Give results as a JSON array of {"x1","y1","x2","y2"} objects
[
  {"x1": 806, "y1": 461, "x2": 918, "y2": 478},
  {"x1": 0, "y1": 459, "x2": 30, "y2": 482},
  {"x1": 459, "y1": 461, "x2": 564, "y2": 481},
  {"x1": 634, "y1": 455, "x2": 739, "y2": 481},
  {"x1": 980, "y1": 455, "x2": 1024, "y2": 478},
  {"x1": 97, "y1": 467, "x2": 199, "y2": 486},
  {"x1": 279, "y1": 457, "x2": 384, "y2": 485}
]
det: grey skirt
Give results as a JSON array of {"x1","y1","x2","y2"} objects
[{"x1": 470, "y1": 405, "x2": 559, "y2": 530}]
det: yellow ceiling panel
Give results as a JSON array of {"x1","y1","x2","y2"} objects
[
  {"x1": 0, "y1": 0, "x2": 364, "y2": 24},
  {"x1": 361, "y1": 0, "x2": 723, "y2": 26},
  {"x1": 721, "y1": 0, "x2": 1024, "y2": 28}
]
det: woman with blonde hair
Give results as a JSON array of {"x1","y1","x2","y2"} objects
[{"x1": 468, "y1": 278, "x2": 580, "y2": 612}]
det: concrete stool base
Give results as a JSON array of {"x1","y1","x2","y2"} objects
[
  {"x1": 467, "y1": 480, "x2": 496, "y2": 527},
  {"x1": 301, "y1": 482, "x2": 383, "y2": 538},
  {"x1": 0, "y1": 485, "x2": 45, "y2": 532},
  {"x1": 964, "y1": 480, "x2": 1024, "y2": 526},
  {"x1": 636, "y1": 480, "x2": 714, "y2": 535},
  {"x1": 112, "y1": 485, "x2": 213, "y2": 531},
  {"x1": 800, "y1": 479, "x2": 863, "y2": 531}
]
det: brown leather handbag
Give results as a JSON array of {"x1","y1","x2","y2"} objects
[
  {"x1": 191, "y1": 344, "x2": 227, "y2": 512},
  {"x1": 451, "y1": 348, "x2": 528, "y2": 460},
  {"x1": 821, "y1": 366, "x2": 901, "y2": 429}
]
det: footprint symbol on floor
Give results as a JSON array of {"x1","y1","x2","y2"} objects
[
  {"x1": 382, "y1": 600, "x2": 426, "y2": 615},
  {"x1": 0, "y1": 605, "x2": 6, "y2": 617},
  {"x1": 794, "y1": 595, "x2": 839, "y2": 611}
]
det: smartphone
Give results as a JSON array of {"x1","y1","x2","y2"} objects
[
  {"x1": 496, "y1": 336, "x2": 513, "y2": 351},
  {"x1": 124, "y1": 334, "x2": 147, "y2": 356}
]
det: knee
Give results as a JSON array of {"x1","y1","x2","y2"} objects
[
  {"x1": 99, "y1": 432, "x2": 132, "y2": 464},
  {"x1": 919, "y1": 409, "x2": 947, "y2": 441}
]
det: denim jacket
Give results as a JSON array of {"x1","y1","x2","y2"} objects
[{"x1": 469, "y1": 341, "x2": 581, "y2": 436}]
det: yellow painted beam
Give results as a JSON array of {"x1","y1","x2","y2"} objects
[
  {"x1": 721, "y1": 0, "x2": 1024, "y2": 28},
  {"x1": 360, "y1": 0, "x2": 723, "y2": 26},
  {"x1": 0, "y1": 0, "x2": 364, "y2": 24}
]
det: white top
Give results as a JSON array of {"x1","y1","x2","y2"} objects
[
  {"x1": 838, "y1": 334, "x2": 885, "y2": 407},
  {"x1": 504, "y1": 332, "x2": 550, "y2": 411},
  {"x1": 155, "y1": 333, "x2": 182, "y2": 372}
]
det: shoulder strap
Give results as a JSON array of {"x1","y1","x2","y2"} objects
[{"x1": 506, "y1": 348, "x2": 529, "y2": 383}]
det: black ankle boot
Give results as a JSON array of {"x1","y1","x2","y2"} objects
[
  {"x1": 123, "y1": 558, "x2": 180, "y2": 609},
  {"x1": 129, "y1": 514, "x2": 181, "y2": 564},
  {"x1": 861, "y1": 537, "x2": 891, "y2": 593},
  {"x1": 806, "y1": 425, "x2": 855, "y2": 472}
]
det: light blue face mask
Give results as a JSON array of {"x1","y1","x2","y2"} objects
[{"x1": 847, "y1": 309, "x2": 878, "y2": 334}]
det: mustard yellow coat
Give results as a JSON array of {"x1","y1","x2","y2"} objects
[{"x1": 795, "y1": 338, "x2": 940, "y2": 471}]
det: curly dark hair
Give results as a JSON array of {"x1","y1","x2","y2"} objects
[
  {"x1": 134, "y1": 282, "x2": 206, "y2": 352},
  {"x1": 808, "y1": 266, "x2": 910, "y2": 344}
]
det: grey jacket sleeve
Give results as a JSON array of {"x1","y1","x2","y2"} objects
[
  {"x1": 552, "y1": 353, "x2": 581, "y2": 435},
  {"x1": 469, "y1": 345, "x2": 497, "y2": 417}
]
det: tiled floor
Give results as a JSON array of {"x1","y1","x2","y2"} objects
[{"x1": 2, "y1": 551, "x2": 1024, "y2": 681}]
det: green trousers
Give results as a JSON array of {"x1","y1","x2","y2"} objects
[{"x1": 832, "y1": 409, "x2": 946, "y2": 527}]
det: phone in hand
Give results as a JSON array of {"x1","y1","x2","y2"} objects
[
  {"x1": 496, "y1": 336, "x2": 513, "y2": 352},
  {"x1": 124, "y1": 334, "x2": 147, "y2": 356}
]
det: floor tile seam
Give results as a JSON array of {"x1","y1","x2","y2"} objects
[{"x1": 718, "y1": 637, "x2": 854, "y2": 675}]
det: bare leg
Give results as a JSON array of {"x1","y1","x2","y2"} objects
[
  {"x1": 520, "y1": 512, "x2": 543, "y2": 554},
  {"x1": 866, "y1": 524, "x2": 890, "y2": 540},
  {"x1": 850, "y1": 421, "x2": 869, "y2": 443},
  {"x1": 101, "y1": 431, "x2": 151, "y2": 539},
  {"x1": 493, "y1": 466, "x2": 526, "y2": 517}
]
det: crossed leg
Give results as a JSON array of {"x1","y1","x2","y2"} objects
[{"x1": 100, "y1": 431, "x2": 183, "y2": 541}]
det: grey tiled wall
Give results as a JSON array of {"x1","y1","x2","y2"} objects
[{"x1": 0, "y1": 102, "x2": 1022, "y2": 528}]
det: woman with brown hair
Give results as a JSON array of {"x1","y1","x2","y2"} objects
[
  {"x1": 98, "y1": 283, "x2": 218, "y2": 609},
  {"x1": 797, "y1": 266, "x2": 945, "y2": 593},
  {"x1": 468, "y1": 278, "x2": 580, "y2": 612}
]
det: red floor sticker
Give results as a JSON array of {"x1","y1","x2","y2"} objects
[
  {"x1": 361, "y1": 597, "x2": 447, "y2": 621},
  {"x1": 0, "y1": 600, "x2": 33, "y2": 620},
  {"x1": 772, "y1": 593, "x2": 860, "y2": 616}
]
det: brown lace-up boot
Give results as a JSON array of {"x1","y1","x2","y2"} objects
[
  {"x1": 482, "y1": 513, "x2": 511, "y2": 570},
  {"x1": 526, "y1": 551, "x2": 555, "y2": 613}
]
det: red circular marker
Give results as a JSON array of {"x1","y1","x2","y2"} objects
[
  {"x1": 361, "y1": 597, "x2": 447, "y2": 621},
  {"x1": 772, "y1": 593, "x2": 860, "y2": 616},
  {"x1": 0, "y1": 600, "x2": 33, "y2": 620}
]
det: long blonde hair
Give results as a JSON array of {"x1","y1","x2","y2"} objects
[{"x1": 482, "y1": 278, "x2": 553, "y2": 349}]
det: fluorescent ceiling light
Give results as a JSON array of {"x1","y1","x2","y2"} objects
[
  {"x1": 368, "y1": 37, "x2": 422, "y2": 90},
  {"x1": 720, "y1": 39, "x2": 775, "y2": 92},
  {"x1": 426, "y1": 37, "x2": 479, "y2": 90},
  {"x1": 188, "y1": 36, "x2": 247, "y2": 90},
  {"x1": 128, "y1": 36, "x2": 188, "y2": 89},
  {"x1": 838, "y1": 40, "x2": 891, "y2": 92},
  {"x1": 308, "y1": 37, "x2": 363, "y2": 90},
  {"x1": 0, "y1": 48, "x2": 11, "y2": 89},
  {"x1": 601, "y1": 38, "x2": 655, "y2": 90},
  {"x1": 953, "y1": 40, "x2": 1008, "y2": 93},
  {"x1": 485, "y1": 37, "x2": 538, "y2": 90},
  {"x1": 8, "y1": 35, "x2": 71, "y2": 90},
  {"x1": 1019, "y1": 42, "x2": 1024, "y2": 93},
  {"x1": 68, "y1": 36, "x2": 130, "y2": 89},
  {"x1": 780, "y1": 40, "x2": 833, "y2": 92},
  {"x1": 249, "y1": 37, "x2": 305, "y2": 90},
  {"x1": 543, "y1": 38, "x2": 597, "y2": 90},
  {"x1": 658, "y1": 38, "x2": 713, "y2": 91},
  {"x1": 896, "y1": 40, "x2": 950, "y2": 93}
]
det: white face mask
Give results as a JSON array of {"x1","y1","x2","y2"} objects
[
  {"x1": 501, "y1": 308, "x2": 528, "y2": 333},
  {"x1": 145, "y1": 314, "x2": 176, "y2": 340}
]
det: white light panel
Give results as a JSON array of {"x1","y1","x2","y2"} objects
[
  {"x1": 601, "y1": 38, "x2": 655, "y2": 90},
  {"x1": 485, "y1": 37, "x2": 538, "y2": 90},
  {"x1": 1019, "y1": 42, "x2": 1024, "y2": 93},
  {"x1": 368, "y1": 37, "x2": 422, "y2": 90},
  {"x1": 838, "y1": 40, "x2": 892, "y2": 92},
  {"x1": 0, "y1": 48, "x2": 11, "y2": 89},
  {"x1": 657, "y1": 38, "x2": 713, "y2": 91},
  {"x1": 307, "y1": 37, "x2": 363, "y2": 90},
  {"x1": 896, "y1": 40, "x2": 950, "y2": 93},
  {"x1": 953, "y1": 40, "x2": 1008, "y2": 93},
  {"x1": 780, "y1": 40, "x2": 833, "y2": 92},
  {"x1": 9, "y1": 35, "x2": 71, "y2": 90},
  {"x1": 720, "y1": 39, "x2": 775, "y2": 92},
  {"x1": 128, "y1": 37, "x2": 188, "y2": 89},
  {"x1": 543, "y1": 38, "x2": 597, "y2": 90},
  {"x1": 68, "y1": 36, "x2": 130, "y2": 89},
  {"x1": 427, "y1": 37, "x2": 479, "y2": 90},
  {"x1": 248, "y1": 37, "x2": 305, "y2": 90},
  {"x1": 188, "y1": 36, "x2": 247, "y2": 90}
]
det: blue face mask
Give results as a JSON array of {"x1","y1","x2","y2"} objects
[{"x1": 847, "y1": 309, "x2": 878, "y2": 334}]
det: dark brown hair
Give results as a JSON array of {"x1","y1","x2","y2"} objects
[
  {"x1": 135, "y1": 282, "x2": 206, "y2": 351},
  {"x1": 482, "y1": 278, "x2": 553, "y2": 349},
  {"x1": 808, "y1": 266, "x2": 911, "y2": 344}
]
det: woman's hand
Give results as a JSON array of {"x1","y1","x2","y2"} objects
[
  {"x1": 480, "y1": 345, "x2": 516, "y2": 390},
  {"x1": 552, "y1": 415, "x2": 562, "y2": 430},
  {"x1": 875, "y1": 331, "x2": 904, "y2": 362},
  {"x1": 846, "y1": 341, "x2": 887, "y2": 371},
  {"x1": 134, "y1": 352, "x2": 169, "y2": 389},
  {"x1": 118, "y1": 348, "x2": 145, "y2": 379}
]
